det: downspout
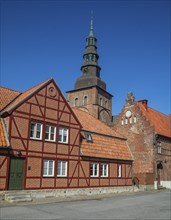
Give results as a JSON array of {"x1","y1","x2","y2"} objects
[
  {"x1": 153, "y1": 132, "x2": 158, "y2": 190},
  {"x1": 132, "y1": 161, "x2": 134, "y2": 192}
]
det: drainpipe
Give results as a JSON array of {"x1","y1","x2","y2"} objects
[
  {"x1": 153, "y1": 132, "x2": 158, "y2": 190},
  {"x1": 132, "y1": 161, "x2": 134, "y2": 192}
]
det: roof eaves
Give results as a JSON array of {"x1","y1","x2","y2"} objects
[
  {"x1": 1, "y1": 118, "x2": 10, "y2": 148},
  {"x1": 66, "y1": 85, "x2": 113, "y2": 97},
  {"x1": 80, "y1": 154, "x2": 133, "y2": 162}
]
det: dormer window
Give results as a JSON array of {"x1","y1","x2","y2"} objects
[{"x1": 84, "y1": 132, "x2": 93, "y2": 142}]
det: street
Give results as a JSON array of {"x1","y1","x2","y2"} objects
[{"x1": 0, "y1": 191, "x2": 171, "y2": 220}]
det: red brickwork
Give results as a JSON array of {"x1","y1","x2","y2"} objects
[{"x1": 113, "y1": 96, "x2": 171, "y2": 187}]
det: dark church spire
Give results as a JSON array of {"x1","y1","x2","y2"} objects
[{"x1": 74, "y1": 14, "x2": 106, "y2": 90}]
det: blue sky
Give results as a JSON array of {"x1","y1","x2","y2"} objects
[{"x1": 1, "y1": 0, "x2": 170, "y2": 116}]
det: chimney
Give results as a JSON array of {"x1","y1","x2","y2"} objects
[{"x1": 138, "y1": 99, "x2": 148, "y2": 110}]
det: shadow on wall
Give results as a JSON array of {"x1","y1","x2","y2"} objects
[{"x1": 132, "y1": 177, "x2": 140, "y2": 188}]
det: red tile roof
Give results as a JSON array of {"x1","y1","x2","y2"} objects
[
  {"x1": 137, "y1": 102, "x2": 171, "y2": 138},
  {"x1": 72, "y1": 108, "x2": 125, "y2": 139},
  {"x1": 73, "y1": 108, "x2": 133, "y2": 161},
  {"x1": 0, "y1": 87, "x2": 21, "y2": 111},
  {"x1": 0, "y1": 118, "x2": 10, "y2": 148},
  {"x1": 1, "y1": 78, "x2": 52, "y2": 115}
]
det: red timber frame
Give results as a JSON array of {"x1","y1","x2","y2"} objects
[{"x1": 0, "y1": 79, "x2": 132, "y2": 190}]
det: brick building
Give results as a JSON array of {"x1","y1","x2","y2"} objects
[
  {"x1": 113, "y1": 92, "x2": 171, "y2": 189},
  {"x1": 0, "y1": 78, "x2": 133, "y2": 192}
]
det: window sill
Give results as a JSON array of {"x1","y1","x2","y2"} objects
[
  {"x1": 45, "y1": 140, "x2": 56, "y2": 143},
  {"x1": 30, "y1": 137, "x2": 42, "y2": 141}
]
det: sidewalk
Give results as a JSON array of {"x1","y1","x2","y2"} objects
[{"x1": 1, "y1": 189, "x2": 168, "y2": 208}]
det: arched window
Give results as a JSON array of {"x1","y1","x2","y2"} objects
[
  {"x1": 134, "y1": 116, "x2": 137, "y2": 123},
  {"x1": 75, "y1": 98, "x2": 79, "y2": 107},
  {"x1": 100, "y1": 98, "x2": 103, "y2": 106},
  {"x1": 83, "y1": 96, "x2": 88, "y2": 105}
]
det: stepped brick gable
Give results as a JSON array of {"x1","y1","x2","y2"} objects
[{"x1": 113, "y1": 92, "x2": 171, "y2": 189}]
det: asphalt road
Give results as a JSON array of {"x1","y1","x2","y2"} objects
[{"x1": 0, "y1": 191, "x2": 171, "y2": 220}]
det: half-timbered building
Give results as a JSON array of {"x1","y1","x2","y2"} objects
[{"x1": 0, "y1": 78, "x2": 133, "y2": 192}]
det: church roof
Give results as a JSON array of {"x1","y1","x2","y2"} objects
[{"x1": 137, "y1": 101, "x2": 171, "y2": 138}]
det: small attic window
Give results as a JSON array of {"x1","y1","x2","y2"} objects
[{"x1": 84, "y1": 132, "x2": 93, "y2": 142}]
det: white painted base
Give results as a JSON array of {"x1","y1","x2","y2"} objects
[
  {"x1": 160, "y1": 181, "x2": 171, "y2": 189},
  {"x1": 154, "y1": 181, "x2": 158, "y2": 190}
]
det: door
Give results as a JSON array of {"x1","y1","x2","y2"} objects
[{"x1": 8, "y1": 158, "x2": 24, "y2": 190}]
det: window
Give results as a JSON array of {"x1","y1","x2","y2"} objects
[
  {"x1": 100, "y1": 98, "x2": 103, "y2": 106},
  {"x1": 90, "y1": 163, "x2": 99, "y2": 177},
  {"x1": 100, "y1": 164, "x2": 108, "y2": 177},
  {"x1": 84, "y1": 132, "x2": 93, "y2": 142},
  {"x1": 157, "y1": 142, "x2": 161, "y2": 154},
  {"x1": 121, "y1": 119, "x2": 124, "y2": 125},
  {"x1": 58, "y1": 127, "x2": 68, "y2": 143},
  {"x1": 57, "y1": 160, "x2": 67, "y2": 177},
  {"x1": 134, "y1": 116, "x2": 137, "y2": 123},
  {"x1": 75, "y1": 98, "x2": 79, "y2": 107},
  {"x1": 105, "y1": 101, "x2": 108, "y2": 108},
  {"x1": 45, "y1": 125, "x2": 56, "y2": 141},
  {"x1": 30, "y1": 122, "x2": 42, "y2": 140},
  {"x1": 118, "y1": 164, "x2": 122, "y2": 178},
  {"x1": 43, "y1": 160, "x2": 54, "y2": 177},
  {"x1": 83, "y1": 96, "x2": 88, "y2": 105}
]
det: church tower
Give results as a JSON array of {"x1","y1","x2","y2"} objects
[{"x1": 66, "y1": 15, "x2": 113, "y2": 125}]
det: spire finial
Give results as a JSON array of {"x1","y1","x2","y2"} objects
[{"x1": 89, "y1": 10, "x2": 94, "y2": 36}]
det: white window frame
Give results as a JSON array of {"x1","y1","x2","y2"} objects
[
  {"x1": 57, "y1": 160, "x2": 67, "y2": 177},
  {"x1": 58, "y1": 127, "x2": 69, "y2": 144},
  {"x1": 100, "y1": 164, "x2": 108, "y2": 177},
  {"x1": 30, "y1": 122, "x2": 42, "y2": 140},
  {"x1": 90, "y1": 163, "x2": 99, "y2": 177},
  {"x1": 43, "y1": 160, "x2": 54, "y2": 177},
  {"x1": 45, "y1": 125, "x2": 56, "y2": 142},
  {"x1": 118, "y1": 164, "x2": 122, "y2": 178}
]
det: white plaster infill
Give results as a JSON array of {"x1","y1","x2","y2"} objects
[{"x1": 160, "y1": 181, "x2": 171, "y2": 189}]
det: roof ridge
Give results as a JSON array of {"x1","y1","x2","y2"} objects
[
  {"x1": 136, "y1": 101, "x2": 170, "y2": 117},
  {"x1": 148, "y1": 106, "x2": 171, "y2": 118}
]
